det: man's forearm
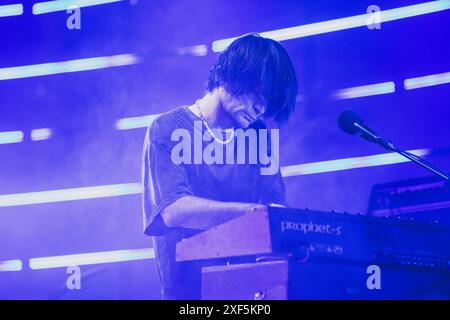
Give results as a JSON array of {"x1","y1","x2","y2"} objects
[{"x1": 162, "y1": 195, "x2": 265, "y2": 230}]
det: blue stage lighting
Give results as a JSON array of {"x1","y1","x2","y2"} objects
[
  {"x1": 29, "y1": 248, "x2": 155, "y2": 269},
  {"x1": 333, "y1": 82, "x2": 395, "y2": 100},
  {"x1": 0, "y1": 4, "x2": 23, "y2": 17},
  {"x1": 0, "y1": 260, "x2": 23, "y2": 272},
  {"x1": 213, "y1": 0, "x2": 450, "y2": 52},
  {"x1": 281, "y1": 149, "x2": 430, "y2": 176},
  {"x1": 33, "y1": 0, "x2": 123, "y2": 15},
  {"x1": 30, "y1": 128, "x2": 52, "y2": 141},
  {"x1": 0, "y1": 54, "x2": 138, "y2": 81},
  {"x1": 404, "y1": 71, "x2": 450, "y2": 90},
  {"x1": 115, "y1": 114, "x2": 160, "y2": 130},
  {"x1": 0, "y1": 131, "x2": 24, "y2": 144},
  {"x1": 0, "y1": 183, "x2": 141, "y2": 207}
]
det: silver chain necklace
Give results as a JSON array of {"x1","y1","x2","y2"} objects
[{"x1": 195, "y1": 101, "x2": 234, "y2": 145}]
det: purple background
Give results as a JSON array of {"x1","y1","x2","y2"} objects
[{"x1": 0, "y1": 0, "x2": 449, "y2": 299}]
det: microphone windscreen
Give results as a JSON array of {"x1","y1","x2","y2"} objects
[{"x1": 338, "y1": 110, "x2": 363, "y2": 135}]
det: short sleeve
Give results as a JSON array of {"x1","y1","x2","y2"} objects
[{"x1": 142, "y1": 120, "x2": 194, "y2": 236}]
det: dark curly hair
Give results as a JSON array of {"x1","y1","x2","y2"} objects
[{"x1": 207, "y1": 34, "x2": 298, "y2": 125}]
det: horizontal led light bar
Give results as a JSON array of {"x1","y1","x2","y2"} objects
[
  {"x1": 0, "y1": 183, "x2": 141, "y2": 207},
  {"x1": 30, "y1": 128, "x2": 52, "y2": 141},
  {"x1": 0, "y1": 259, "x2": 23, "y2": 272},
  {"x1": 281, "y1": 149, "x2": 430, "y2": 177},
  {"x1": 29, "y1": 248, "x2": 155, "y2": 269},
  {"x1": 404, "y1": 71, "x2": 450, "y2": 90},
  {"x1": 0, "y1": 53, "x2": 138, "y2": 81},
  {"x1": 212, "y1": 0, "x2": 450, "y2": 52},
  {"x1": 333, "y1": 82, "x2": 395, "y2": 100},
  {"x1": 33, "y1": 0, "x2": 123, "y2": 15},
  {"x1": 176, "y1": 45, "x2": 208, "y2": 57},
  {"x1": 115, "y1": 114, "x2": 160, "y2": 130},
  {"x1": 0, "y1": 3, "x2": 23, "y2": 17},
  {"x1": 0, "y1": 131, "x2": 24, "y2": 144}
]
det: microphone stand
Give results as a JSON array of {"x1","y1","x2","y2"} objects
[{"x1": 354, "y1": 123, "x2": 450, "y2": 181}]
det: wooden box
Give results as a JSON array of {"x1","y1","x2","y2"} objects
[{"x1": 201, "y1": 260, "x2": 289, "y2": 300}]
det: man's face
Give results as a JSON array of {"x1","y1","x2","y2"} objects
[{"x1": 220, "y1": 87, "x2": 267, "y2": 128}]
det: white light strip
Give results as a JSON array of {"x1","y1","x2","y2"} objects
[
  {"x1": 212, "y1": 0, "x2": 450, "y2": 52},
  {"x1": 0, "y1": 53, "x2": 139, "y2": 81},
  {"x1": 281, "y1": 149, "x2": 430, "y2": 177},
  {"x1": 333, "y1": 82, "x2": 395, "y2": 100},
  {"x1": 0, "y1": 3, "x2": 23, "y2": 17},
  {"x1": 0, "y1": 131, "x2": 24, "y2": 144},
  {"x1": 31, "y1": 128, "x2": 52, "y2": 141},
  {"x1": 29, "y1": 248, "x2": 155, "y2": 269},
  {"x1": 115, "y1": 114, "x2": 160, "y2": 130},
  {"x1": 0, "y1": 183, "x2": 141, "y2": 207},
  {"x1": 176, "y1": 45, "x2": 208, "y2": 57},
  {"x1": 0, "y1": 260, "x2": 23, "y2": 272},
  {"x1": 33, "y1": 0, "x2": 123, "y2": 15},
  {"x1": 404, "y1": 71, "x2": 450, "y2": 90}
]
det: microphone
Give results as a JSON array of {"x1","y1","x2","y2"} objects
[
  {"x1": 337, "y1": 110, "x2": 449, "y2": 181},
  {"x1": 338, "y1": 110, "x2": 394, "y2": 150}
]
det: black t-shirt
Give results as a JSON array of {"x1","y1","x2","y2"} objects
[{"x1": 141, "y1": 105, "x2": 286, "y2": 299}]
